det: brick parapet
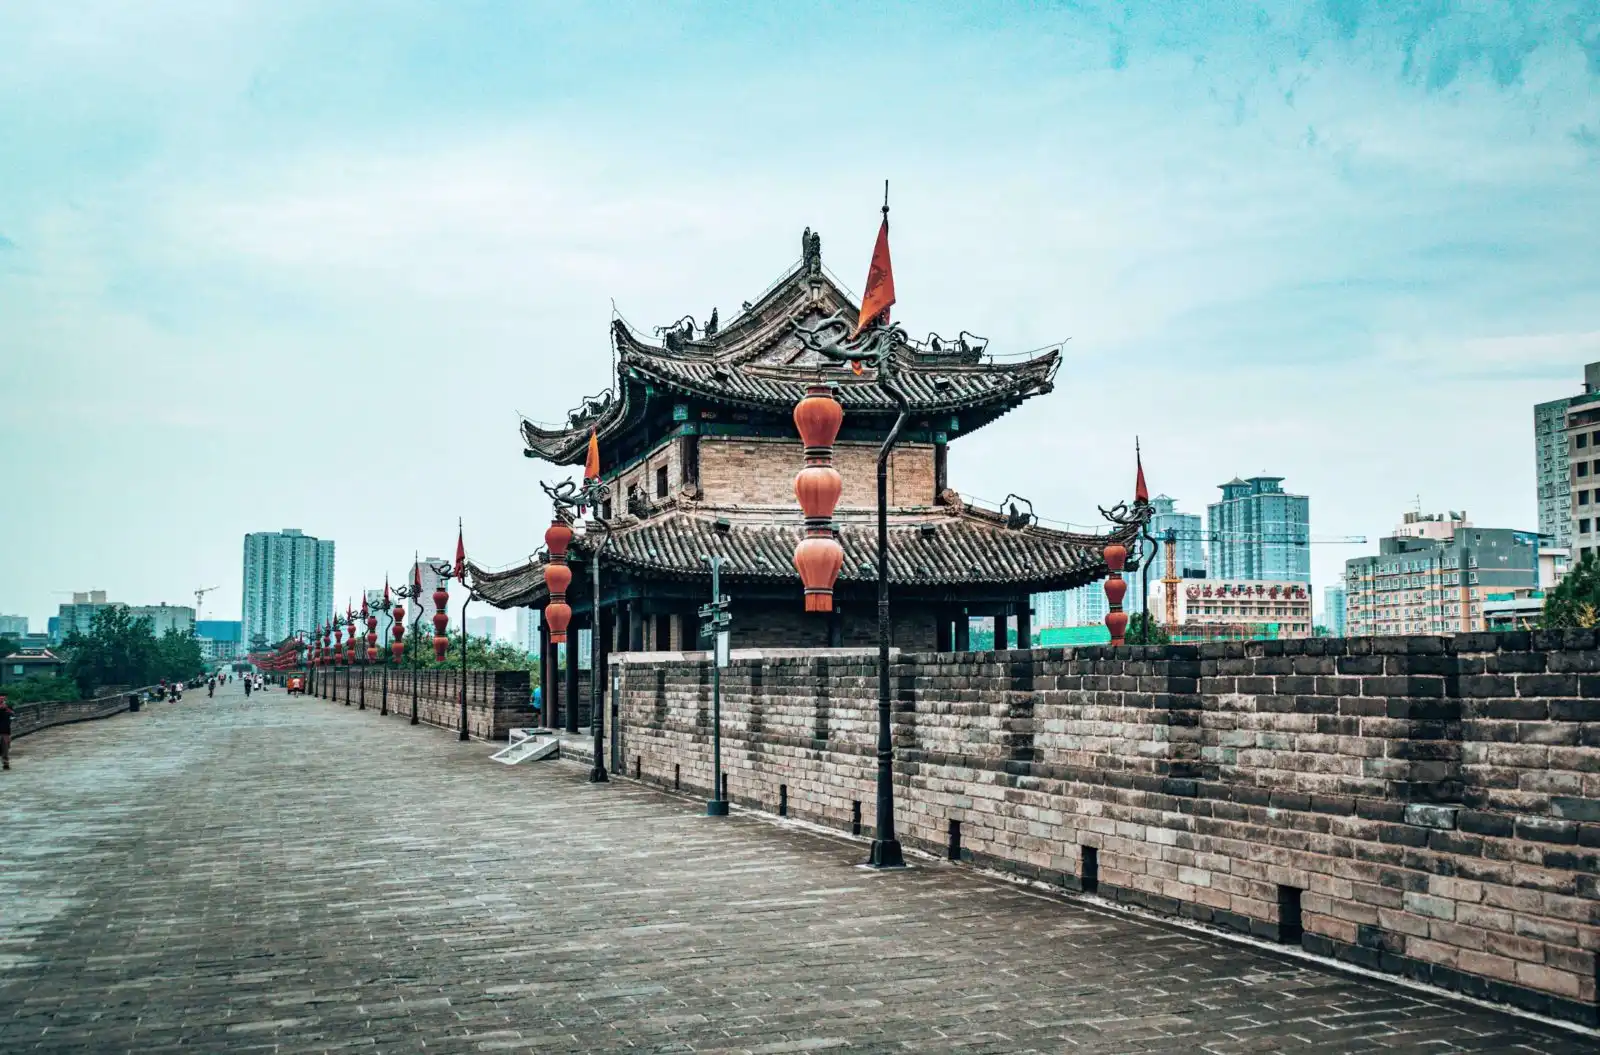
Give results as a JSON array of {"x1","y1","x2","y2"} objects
[
  {"x1": 309, "y1": 668, "x2": 531, "y2": 740},
  {"x1": 10, "y1": 686, "x2": 139, "y2": 738},
  {"x1": 610, "y1": 635, "x2": 1600, "y2": 1027}
]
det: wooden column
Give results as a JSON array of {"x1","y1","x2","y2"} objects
[
  {"x1": 953, "y1": 609, "x2": 970, "y2": 651},
  {"x1": 828, "y1": 607, "x2": 843, "y2": 648},
  {"x1": 548, "y1": 635, "x2": 561, "y2": 730},
  {"x1": 628, "y1": 603, "x2": 644, "y2": 652},
  {"x1": 538, "y1": 616, "x2": 551, "y2": 727},
  {"x1": 565, "y1": 618, "x2": 581, "y2": 733},
  {"x1": 1017, "y1": 601, "x2": 1032, "y2": 651},
  {"x1": 994, "y1": 609, "x2": 1010, "y2": 651},
  {"x1": 935, "y1": 610, "x2": 952, "y2": 652}
]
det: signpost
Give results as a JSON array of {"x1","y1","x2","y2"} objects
[{"x1": 699, "y1": 554, "x2": 731, "y2": 817}]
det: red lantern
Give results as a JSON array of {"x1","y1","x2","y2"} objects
[
  {"x1": 544, "y1": 517, "x2": 574, "y2": 643},
  {"x1": 545, "y1": 521, "x2": 573, "y2": 559},
  {"x1": 791, "y1": 383, "x2": 845, "y2": 613},
  {"x1": 1106, "y1": 609, "x2": 1128, "y2": 641},
  {"x1": 366, "y1": 612, "x2": 378, "y2": 663},
  {"x1": 391, "y1": 604, "x2": 405, "y2": 664},
  {"x1": 1103, "y1": 543, "x2": 1128, "y2": 573},
  {"x1": 546, "y1": 600, "x2": 572, "y2": 640},
  {"x1": 432, "y1": 582, "x2": 450, "y2": 661},
  {"x1": 1104, "y1": 576, "x2": 1127, "y2": 607}
]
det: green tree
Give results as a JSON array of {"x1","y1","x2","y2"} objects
[
  {"x1": 1542, "y1": 553, "x2": 1600, "y2": 629},
  {"x1": 61, "y1": 606, "x2": 160, "y2": 695},
  {"x1": 1124, "y1": 612, "x2": 1171, "y2": 645},
  {"x1": 391, "y1": 623, "x2": 539, "y2": 675},
  {"x1": 155, "y1": 628, "x2": 205, "y2": 682},
  {"x1": 4, "y1": 674, "x2": 79, "y2": 703}
]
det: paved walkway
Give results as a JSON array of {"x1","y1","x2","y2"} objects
[{"x1": 1, "y1": 683, "x2": 1593, "y2": 1054}]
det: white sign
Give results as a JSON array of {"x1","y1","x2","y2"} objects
[{"x1": 715, "y1": 630, "x2": 730, "y2": 668}]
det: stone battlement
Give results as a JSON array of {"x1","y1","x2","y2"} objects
[{"x1": 609, "y1": 631, "x2": 1600, "y2": 1027}]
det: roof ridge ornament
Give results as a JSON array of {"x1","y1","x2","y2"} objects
[{"x1": 802, "y1": 227, "x2": 822, "y2": 277}]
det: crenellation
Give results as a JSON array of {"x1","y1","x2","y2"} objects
[{"x1": 609, "y1": 634, "x2": 1600, "y2": 1027}]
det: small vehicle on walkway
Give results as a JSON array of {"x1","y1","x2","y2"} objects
[{"x1": 286, "y1": 676, "x2": 306, "y2": 695}]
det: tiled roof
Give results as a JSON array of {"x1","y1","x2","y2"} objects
[
  {"x1": 468, "y1": 500, "x2": 1137, "y2": 610},
  {"x1": 519, "y1": 256, "x2": 1059, "y2": 465}
]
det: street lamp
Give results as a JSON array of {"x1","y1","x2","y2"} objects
[
  {"x1": 793, "y1": 259, "x2": 909, "y2": 870},
  {"x1": 698, "y1": 554, "x2": 731, "y2": 815},
  {"x1": 541, "y1": 439, "x2": 612, "y2": 784},
  {"x1": 372, "y1": 582, "x2": 396, "y2": 716},
  {"x1": 395, "y1": 562, "x2": 427, "y2": 725}
]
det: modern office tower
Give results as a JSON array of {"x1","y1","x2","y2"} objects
[
  {"x1": 1207, "y1": 476, "x2": 1310, "y2": 582},
  {"x1": 1323, "y1": 585, "x2": 1346, "y2": 637},
  {"x1": 1535, "y1": 362, "x2": 1600, "y2": 551},
  {"x1": 242, "y1": 529, "x2": 335, "y2": 647}
]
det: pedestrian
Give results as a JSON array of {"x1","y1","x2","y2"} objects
[
  {"x1": 244, "y1": 676, "x2": 252, "y2": 699},
  {"x1": 0, "y1": 694, "x2": 12, "y2": 770},
  {"x1": 208, "y1": 678, "x2": 215, "y2": 699}
]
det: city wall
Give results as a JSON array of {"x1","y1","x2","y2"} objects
[
  {"x1": 10, "y1": 686, "x2": 140, "y2": 738},
  {"x1": 309, "y1": 668, "x2": 532, "y2": 741},
  {"x1": 609, "y1": 632, "x2": 1600, "y2": 1027}
]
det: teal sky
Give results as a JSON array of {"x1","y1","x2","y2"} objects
[{"x1": 3, "y1": 1, "x2": 1599, "y2": 630}]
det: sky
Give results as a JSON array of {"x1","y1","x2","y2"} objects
[{"x1": 2, "y1": 1, "x2": 1599, "y2": 633}]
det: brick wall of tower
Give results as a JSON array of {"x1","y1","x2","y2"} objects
[
  {"x1": 697, "y1": 437, "x2": 936, "y2": 508},
  {"x1": 608, "y1": 632, "x2": 1600, "y2": 1027}
]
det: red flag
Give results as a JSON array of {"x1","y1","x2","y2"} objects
[
  {"x1": 453, "y1": 522, "x2": 466, "y2": 581},
  {"x1": 854, "y1": 212, "x2": 895, "y2": 335},
  {"x1": 1135, "y1": 445, "x2": 1149, "y2": 505},
  {"x1": 384, "y1": 577, "x2": 391, "y2": 603},
  {"x1": 412, "y1": 557, "x2": 422, "y2": 595},
  {"x1": 584, "y1": 429, "x2": 600, "y2": 482}
]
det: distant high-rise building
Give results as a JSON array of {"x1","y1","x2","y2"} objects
[
  {"x1": 1207, "y1": 476, "x2": 1310, "y2": 583},
  {"x1": 1563, "y1": 377, "x2": 1600, "y2": 563},
  {"x1": 514, "y1": 607, "x2": 540, "y2": 655},
  {"x1": 1030, "y1": 591, "x2": 1071, "y2": 629},
  {"x1": 242, "y1": 529, "x2": 335, "y2": 647},
  {"x1": 130, "y1": 604, "x2": 194, "y2": 636},
  {"x1": 0, "y1": 614, "x2": 26, "y2": 637},
  {"x1": 196, "y1": 619, "x2": 243, "y2": 663},
  {"x1": 466, "y1": 615, "x2": 497, "y2": 641},
  {"x1": 411, "y1": 557, "x2": 448, "y2": 606},
  {"x1": 1148, "y1": 495, "x2": 1206, "y2": 580},
  {"x1": 1323, "y1": 585, "x2": 1347, "y2": 637},
  {"x1": 1535, "y1": 362, "x2": 1600, "y2": 552},
  {"x1": 1345, "y1": 514, "x2": 1538, "y2": 636},
  {"x1": 55, "y1": 590, "x2": 112, "y2": 641}
]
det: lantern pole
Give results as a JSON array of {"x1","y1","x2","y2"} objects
[
  {"x1": 700, "y1": 554, "x2": 730, "y2": 816},
  {"x1": 870, "y1": 378, "x2": 910, "y2": 869},
  {"x1": 458, "y1": 583, "x2": 480, "y2": 742},
  {"x1": 396, "y1": 560, "x2": 426, "y2": 725},
  {"x1": 373, "y1": 587, "x2": 394, "y2": 716},
  {"x1": 541, "y1": 471, "x2": 613, "y2": 783}
]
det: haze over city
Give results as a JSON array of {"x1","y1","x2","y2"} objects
[{"x1": 3, "y1": 2, "x2": 1597, "y2": 629}]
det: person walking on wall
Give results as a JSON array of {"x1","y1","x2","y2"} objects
[{"x1": 0, "y1": 694, "x2": 13, "y2": 770}]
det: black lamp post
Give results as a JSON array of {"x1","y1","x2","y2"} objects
[
  {"x1": 698, "y1": 554, "x2": 731, "y2": 815},
  {"x1": 372, "y1": 586, "x2": 395, "y2": 715},
  {"x1": 396, "y1": 568, "x2": 427, "y2": 725},
  {"x1": 794, "y1": 280, "x2": 908, "y2": 869},
  {"x1": 458, "y1": 576, "x2": 480, "y2": 743},
  {"x1": 542, "y1": 472, "x2": 613, "y2": 784}
]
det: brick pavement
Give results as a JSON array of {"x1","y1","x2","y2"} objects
[{"x1": 0, "y1": 682, "x2": 1594, "y2": 1054}]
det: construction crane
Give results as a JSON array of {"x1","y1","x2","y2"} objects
[
  {"x1": 194, "y1": 585, "x2": 220, "y2": 619},
  {"x1": 1155, "y1": 531, "x2": 1367, "y2": 629}
]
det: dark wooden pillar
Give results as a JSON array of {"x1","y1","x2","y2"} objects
[
  {"x1": 1017, "y1": 601, "x2": 1032, "y2": 651},
  {"x1": 953, "y1": 609, "x2": 970, "y2": 651},
  {"x1": 933, "y1": 440, "x2": 948, "y2": 499},
  {"x1": 548, "y1": 635, "x2": 561, "y2": 730},
  {"x1": 936, "y1": 610, "x2": 952, "y2": 652},
  {"x1": 538, "y1": 615, "x2": 552, "y2": 728},
  {"x1": 828, "y1": 607, "x2": 843, "y2": 648},
  {"x1": 628, "y1": 603, "x2": 644, "y2": 652},
  {"x1": 565, "y1": 618, "x2": 581, "y2": 733},
  {"x1": 994, "y1": 609, "x2": 1010, "y2": 651}
]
